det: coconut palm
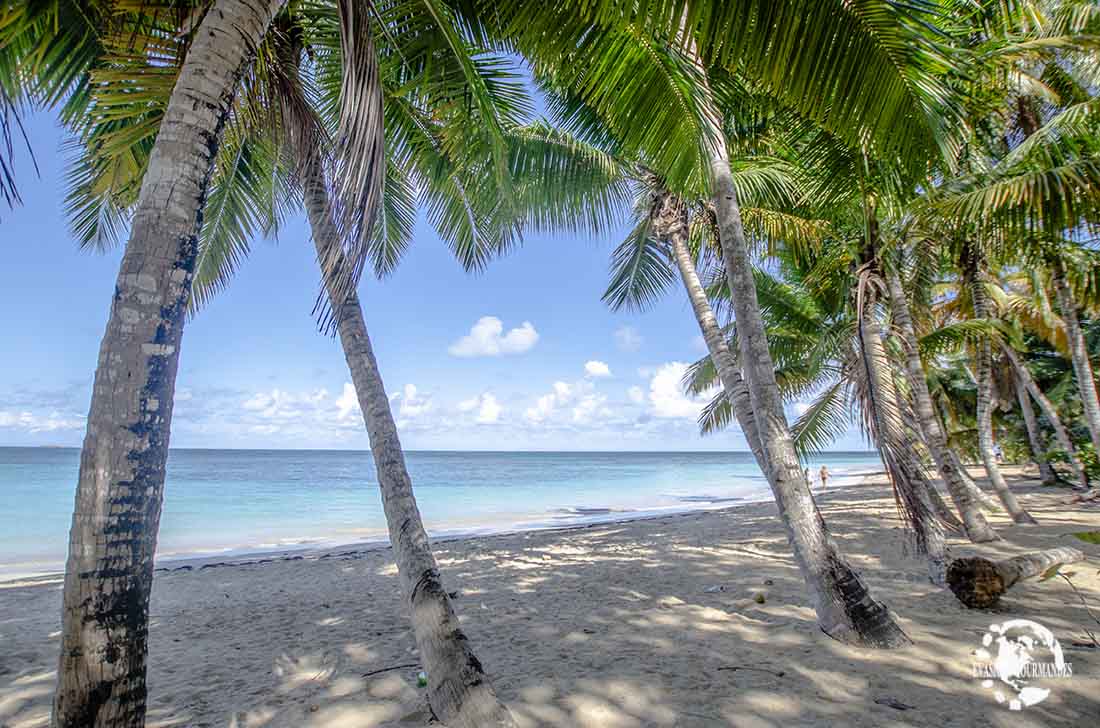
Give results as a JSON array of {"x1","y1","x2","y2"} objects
[
  {"x1": 981, "y1": 271, "x2": 1092, "y2": 488},
  {"x1": 929, "y1": 0, "x2": 1100, "y2": 469},
  {"x1": 0, "y1": 2, "x2": 291, "y2": 723},
  {"x1": 476, "y1": 0, "x2": 971, "y2": 648},
  {"x1": 44, "y1": 0, "x2": 565, "y2": 722},
  {"x1": 680, "y1": 227, "x2": 957, "y2": 583},
  {"x1": 1013, "y1": 364, "x2": 1060, "y2": 486}
]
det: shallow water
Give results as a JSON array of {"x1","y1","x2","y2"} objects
[{"x1": 0, "y1": 447, "x2": 880, "y2": 578}]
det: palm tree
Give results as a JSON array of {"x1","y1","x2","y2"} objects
[
  {"x1": 1051, "y1": 255, "x2": 1100, "y2": 456},
  {"x1": 1013, "y1": 366, "x2": 1059, "y2": 486},
  {"x1": 3, "y1": 1, "x2": 290, "y2": 724},
  {"x1": 928, "y1": 0, "x2": 1100, "y2": 489},
  {"x1": 51, "y1": 1, "x2": 540, "y2": 722},
  {"x1": 484, "y1": 1, "x2": 965, "y2": 648},
  {"x1": 1001, "y1": 342, "x2": 1090, "y2": 489},
  {"x1": 884, "y1": 257, "x2": 1001, "y2": 540},
  {"x1": 964, "y1": 245, "x2": 1039, "y2": 524},
  {"x1": 683, "y1": 232, "x2": 955, "y2": 583}
]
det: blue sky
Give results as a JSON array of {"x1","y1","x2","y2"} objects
[{"x1": 0, "y1": 107, "x2": 866, "y2": 451}]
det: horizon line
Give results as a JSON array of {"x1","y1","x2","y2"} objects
[{"x1": 1, "y1": 444, "x2": 879, "y2": 455}]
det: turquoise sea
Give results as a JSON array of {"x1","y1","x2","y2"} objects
[{"x1": 0, "y1": 447, "x2": 881, "y2": 579}]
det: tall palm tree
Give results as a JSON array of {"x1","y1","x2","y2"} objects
[
  {"x1": 2, "y1": 1, "x2": 291, "y2": 724},
  {"x1": 1002, "y1": 342, "x2": 1090, "y2": 489},
  {"x1": 884, "y1": 257, "x2": 1001, "y2": 540},
  {"x1": 1014, "y1": 367, "x2": 1059, "y2": 486},
  {"x1": 683, "y1": 233, "x2": 956, "y2": 583},
  {"x1": 964, "y1": 246, "x2": 1039, "y2": 524},
  {"x1": 480, "y1": 0, "x2": 968, "y2": 648},
  {"x1": 52, "y1": 1, "x2": 548, "y2": 722},
  {"x1": 1051, "y1": 255, "x2": 1100, "y2": 456},
  {"x1": 929, "y1": 0, "x2": 1100, "y2": 484}
]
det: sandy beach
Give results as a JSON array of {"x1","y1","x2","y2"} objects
[{"x1": 2, "y1": 466, "x2": 1098, "y2": 727}]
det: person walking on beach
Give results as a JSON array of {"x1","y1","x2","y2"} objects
[{"x1": 819, "y1": 465, "x2": 829, "y2": 489}]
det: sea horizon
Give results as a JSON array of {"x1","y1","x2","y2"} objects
[
  {"x1": 8, "y1": 444, "x2": 878, "y2": 454},
  {"x1": 0, "y1": 446, "x2": 882, "y2": 580}
]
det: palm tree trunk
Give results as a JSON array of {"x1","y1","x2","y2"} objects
[
  {"x1": 52, "y1": 2, "x2": 284, "y2": 726},
  {"x1": 947, "y1": 547, "x2": 1084, "y2": 609},
  {"x1": 859, "y1": 309, "x2": 948, "y2": 585},
  {"x1": 884, "y1": 368, "x2": 964, "y2": 534},
  {"x1": 654, "y1": 187, "x2": 769, "y2": 477},
  {"x1": 698, "y1": 119, "x2": 907, "y2": 644},
  {"x1": 301, "y1": 157, "x2": 515, "y2": 727},
  {"x1": 1002, "y1": 344, "x2": 1089, "y2": 490},
  {"x1": 1014, "y1": 369, "x2": 1058, "y2": 485},
  {"x1": 884, "y1": 267, "x2": 1000, "y2": 541},
  {"x1": 1052, "y1": 259, "x2": 1100, "y2": 455},
  {"x1": 970, "y1": 275, "x2": 1038, "y2": 524}
]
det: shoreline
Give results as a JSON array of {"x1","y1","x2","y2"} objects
[
  {"x1": 3, "y1": 466, "x2": 1097, "y2": 728},
  {"x1": 0, "y1": 473, "x2": 883, "y2": 586}
]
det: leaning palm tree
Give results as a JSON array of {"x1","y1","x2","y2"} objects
[
  {"x1": 478, "y1": 0, "x2": 969, "y2": 647},
  {"x1": 960, "y1": 242, "x2": 1039, "y2": 524},
  {"x1": 602, "y1": 160, "x2": 822, "y2": 480},
  {"x1": 54, "y1": 1, "x2": 543, "y2": 723},
  {"x1": 682, "y1": 233, "x2": 955, "y2": 584},
  {"x1": 929, "y1": 0, "x2": 1100, "y2": 474},
  {"x1": 981, "y1": 271, "x2": 1091, "y2": 488},
  {"x1": 1, "y1": 2, "x2": 290, "y2": 724}
]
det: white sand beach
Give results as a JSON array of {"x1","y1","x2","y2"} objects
[{"x1": 2, "y1": 466, "x2": 1098, "y2": 727}]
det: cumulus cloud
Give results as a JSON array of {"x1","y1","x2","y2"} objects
[
  {"x1": 614, "y1": 326, "x2": 643, "y2": 352},
  {"x1": 335, "y1": 383, "x2": 360, "y2": 422},
  {"x1": 0, "y1": 410, "x2": 84, "y2": 433},
  {"x1": 524, "y1": 381, "x2": 570, "y2": 423},
  {"x1": 461, "y1": 392, "x2": 502, "y2": 424},
  {"x1": 584, "y1": 360, "x2": 612, "y2": 378},
  {"x1": 448, "y1": 316, "x2": 539, "y2": 357},
  {"x1": 475, "y1": 394, "x2": 502, "y2": 424},
  {"x1": 628, "y1": 385, "x2": 645, "y2": 404},
  {"x1": 524, "y1": 374, "x2": 612, "y2": 427},
  {"x1": 242, "y1": 388, "x2": 327, "y2": 420},
  {"x1": 647, "y1": 362, "x2": 715, "y2": 419},
  {"x1": 394, "y1": 384, "x2": 432, "y2": 419}
]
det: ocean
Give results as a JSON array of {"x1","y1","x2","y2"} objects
[{"x1": 0, "y1": 447, "x2": 881, "y2": 579}]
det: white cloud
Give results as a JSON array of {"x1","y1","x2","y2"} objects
[
  {"x1": 460, "y1": 393, "x2": 501, "y2": 424},
  {"x1": 448, "y1": 316, "x2": 539, "y2": 357},
  {"x1": 614, "y1": 326, "x2": 643, "y2": 352},
  {"x1": 793, "y1": 401, "x2": 812, "y2": 416},
  {"x1": 525, "y1": 380, "x2": 574, "y2": 423},
  {"x1": 0, "y1": 410, "x2": 84, "y2": 433},
  {"x1": 628, "y1": 386, "x2": 645, "y2": 404},
  {"x1": 524, "y1": 375, "x2": 613, "y2": 427},
  {"x1": 241, "y1": 388, "x2": 324, "y2": 420},
  {"x1": 572, "y1": 392, "x2": 609, "y2": 424},
  {"x1": 395, "y1": 384, "x2": 432, "y2": 419},
  {"x1": 477, "y1": 394, "x2": 502, "y2": 424},
  {"x1": 647, "y1": 362, "x2": 715, "y2": 419},
  {"x1": 584, "y1": 360, "x2": 612, "y2": 378},
  {"x1": 335, "y1": 383, "x2": 360, "y2": 422}
]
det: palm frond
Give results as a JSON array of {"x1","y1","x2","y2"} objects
[
  {"x1": 791, "y1": 379, "x2": 853, "y2": 458},
  {"x1": 601, "y1": 215, "x2": 676, "y2": 312}
]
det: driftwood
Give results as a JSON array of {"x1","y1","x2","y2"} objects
[{"x1": 946, "y1": 547, "x2": 1085, "y2": 608}]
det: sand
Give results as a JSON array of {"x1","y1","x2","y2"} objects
[{"x1": 2, "y1": 466, "x2": 1099, "y2": 727}]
